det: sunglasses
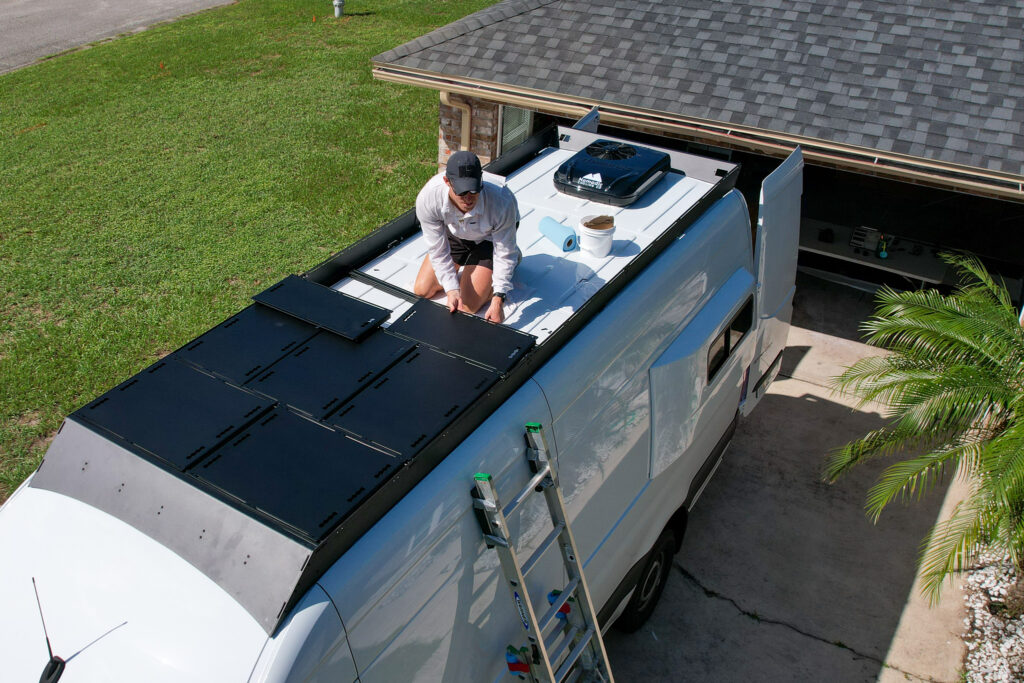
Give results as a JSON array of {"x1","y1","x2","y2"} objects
[{"x1": 456, "y1": 189, "x2": 480, "y2": 197}]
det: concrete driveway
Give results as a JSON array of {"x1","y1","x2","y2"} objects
[
  {"x1": 605, "y1": 275, "x2": 966, "y2": 682},
  {"x1": 0, "y1": 0, "x2": 234, "y2": 74}
]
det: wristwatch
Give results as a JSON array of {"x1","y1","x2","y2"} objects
[{"x1": 494, "y1": 292, "x2": 507, "y2": 302}]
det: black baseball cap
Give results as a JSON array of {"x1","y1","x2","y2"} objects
[{"x1": 445, "y1": 151, "x2": 482, "y2": 195}]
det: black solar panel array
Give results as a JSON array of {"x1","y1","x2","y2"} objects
[{"x1": 72, "y1": 276, "x2": 535, "y2": 545}]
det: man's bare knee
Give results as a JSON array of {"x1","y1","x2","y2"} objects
[
  {"x1": 413, "y1": 281, "x2": 437, "y2": 298},
  {"x1": 460, "y1": 292, "x2": 485, "y2": 312}
]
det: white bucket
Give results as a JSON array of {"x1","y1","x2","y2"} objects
[{"x1": 578, "y1": 215, "x2": 615, "y2": 258}]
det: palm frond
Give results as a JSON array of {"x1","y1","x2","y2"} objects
[
  {"x1": 863, "y1": 451, "x2": 956, "y2": 522},
  {"x1": 918, "y1": 493, "x2": 987, "y2": 604},
  {"x1": 977, "y1": 428, "x2": 1024, "y2": 510},
  {"x1": 943, "y1": 252, "x2": 1016, "y2": 311},
  {"x1": 824, "y1": 421, "x2": 925, "y2": 482},
  {"x1": 827, "y1": 252, "x2": 1024, "y2": 602}
]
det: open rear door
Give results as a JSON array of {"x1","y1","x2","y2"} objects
[{"x1": 741, "y1": 147, "x2": 803, "y2": 415}]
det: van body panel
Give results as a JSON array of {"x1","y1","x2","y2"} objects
[
  {"x1": 650, "y1": 267, "x2": 754, "y2": 479},
  {"x1": 747, "y1": 148, "x2": 804, "y2": 413},
  {"x1": 248, "y1": 585, "x2": 357, "y2": 683},
  {"x1": 530, "y1": 189, "x2": 753, "y2": 607}
]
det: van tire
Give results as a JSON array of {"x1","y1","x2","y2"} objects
[{"x1": 613, "y1": 528, "x2": 677, "y2": 633}]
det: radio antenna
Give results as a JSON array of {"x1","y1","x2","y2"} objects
[
  {"x1": 32, "y1": 578, "x2": 55, "y2": 659},
  {"x1": 31, "y1": 578, "x2": 66, "y2": 683}
]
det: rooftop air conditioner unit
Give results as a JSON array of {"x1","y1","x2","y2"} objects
[{"x1": 553, "y1": 140, "x2": 671, "y2": 206}]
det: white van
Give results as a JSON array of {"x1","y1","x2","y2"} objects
[{"x1": 0, "y1": 120, "x2": 802, "y2": 682}]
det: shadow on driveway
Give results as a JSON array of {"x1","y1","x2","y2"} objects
[{"x1": 605, "y1": 378, "x2": 950, "y2": 681}]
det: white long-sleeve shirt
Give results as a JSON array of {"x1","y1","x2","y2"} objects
[{"x1": 414, "y1": 173, "x2": 520, "y2": 295}]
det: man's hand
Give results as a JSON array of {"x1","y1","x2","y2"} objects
[
  {"x1": 446, "y1": 289, "x2": 462, "y2": 314},
  {"x1": 485, "y1": 296, "x2": 505, "y2": 323}
]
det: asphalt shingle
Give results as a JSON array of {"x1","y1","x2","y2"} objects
[{"x1": 374, "y1": 0, "x2": 1024, "y2": 177}]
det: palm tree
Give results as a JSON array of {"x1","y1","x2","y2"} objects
[{"x1": 825, "y1": 253, "x2": 1024, "y2": 603}]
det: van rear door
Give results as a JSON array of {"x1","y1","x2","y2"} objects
[{"x1": 743, "y1": 147, "x2": 803, "y2": 415}]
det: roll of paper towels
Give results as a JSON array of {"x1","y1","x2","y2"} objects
[{"x1": 539, "y1": 217, "x2": 577, "y2": 252}]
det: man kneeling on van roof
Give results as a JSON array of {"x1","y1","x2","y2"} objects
[{"x1": 413, "y1": 151, "x2": 520, "y2": 324}]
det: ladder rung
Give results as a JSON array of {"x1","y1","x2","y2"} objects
[
  {"x1": 521, "y1": 522, "x2": 565, "y2": 577},
  {"x1": 538, "y1": 577, "x2": 579, "y2": 632},
  {"x1": 545, "y1": 624, "x2": 580, "y2": 669},
  {"x1": 503, "y1": 463, "x2": 551, "y2": 518},
  {"x1": 554, "y1": 628, "x2": 596, "y2": 683}
]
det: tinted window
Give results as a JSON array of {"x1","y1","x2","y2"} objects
[
  {"x1": 708, "y1": 297, "x2": 754, "y2": 384},
  {"x1": 707, "y1": 331, "x2": 727, "y2": 382},
  {"x1": 729, "y1": 299, "x2": 753, "y2": 350}
]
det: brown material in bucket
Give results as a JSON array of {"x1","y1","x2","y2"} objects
[{"x1": 583, "y1": 215, "x2": 614, "y2": 230}]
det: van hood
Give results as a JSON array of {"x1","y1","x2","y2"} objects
[{"x1": 0, "y1": 485, "x2": 268, "y2": 682}]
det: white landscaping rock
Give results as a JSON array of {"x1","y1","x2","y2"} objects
[{"x1": 963, "y1": 551, "x2": 1024, "y2": 682}]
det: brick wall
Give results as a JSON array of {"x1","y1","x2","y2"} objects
[{"x1": 437, "y1": 94, "x2": 501, "y2": 170}]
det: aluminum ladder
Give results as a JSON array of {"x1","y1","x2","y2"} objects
[{"x1": 472, "y1": 423, "x2": 614, "y2": 683}]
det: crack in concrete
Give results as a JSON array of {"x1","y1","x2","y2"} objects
[
  {"x1": 674, "y1": 563, "x2": 953, "y2": 683},
  {"x1": 777, "y1": 370, "x2": 834, "y2": 392}
]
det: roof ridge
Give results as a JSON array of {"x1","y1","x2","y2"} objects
[{"x1": 373, "y1": 0, "x2": 563, "y2": 64}]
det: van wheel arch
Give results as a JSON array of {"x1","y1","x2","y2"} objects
[
  {"x1": 613, "y1": 526, "x2": 677, "y2": 633},
  {"x1": 667, "y1": 506, "x2": 688, "y2": 553}
]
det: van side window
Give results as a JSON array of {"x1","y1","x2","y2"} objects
[
  {"x1": 707, "y1": 332, "x2": 727, "y2": 381},
  {"x1": 707, "y1": 297, "x2": 754, "y2": 383},
  {"x1": 729, "y1": 299, "x2": 753, "y2": 349}
]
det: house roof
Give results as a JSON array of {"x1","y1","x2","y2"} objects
[{"x1": 374, "y1": 0, "x2": 1024, "y2": 195}]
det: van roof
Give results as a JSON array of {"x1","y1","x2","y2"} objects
[
  {"x1": 29, "y1": 128, "x2": 739, "y2": 634},
  {"x1": 338, "y1": 141, "x2": 722, "y2": 343}
]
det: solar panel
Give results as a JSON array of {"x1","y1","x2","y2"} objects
[
  {"x1": 75, "y1": 359, "x2": 270, "y2": 470},
  {"x1": 192, "y1": 407, "x2": 400, "y2": 543},
  {"x1": 387, "y1": 299, "x2": 535, "y2": 374},
  {"x1": 254, "y1": 275, "x2": 390, "y2": 342},
  {"x1": 327, "y1": 347, "x2": 497, "y2": 457},
  {"x1": 176, "y1": 304, "x2": 317, "y2": 385},
  {"x1": 247, "y1": 330, "x2": 414, "y2": 420}
]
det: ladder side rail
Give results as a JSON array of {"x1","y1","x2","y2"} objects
[
  {"x1": 474, "y1": 473, "x2": 560, "y2": 683},
  {"x1": 539, "y1": 465, "x2": 614, "y2": 680},
  {"x1": 526, "y1": 422, "x2": 613, "y2": 681}
]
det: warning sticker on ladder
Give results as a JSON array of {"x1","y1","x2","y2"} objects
[{"x1": 513, "y1": 591, "x2": 529, "y2": 631}]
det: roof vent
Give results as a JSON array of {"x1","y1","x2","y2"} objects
[
  {"x1": 553, "y1": 139, "x2": 670, "y2": 206},
  {"x1": 584, "y1": 140, "x2": 637, "y2": 161}
]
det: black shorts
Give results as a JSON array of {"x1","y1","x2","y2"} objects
[{"x1": 447, "y1": 232, "x2": 494, "y2": 270}]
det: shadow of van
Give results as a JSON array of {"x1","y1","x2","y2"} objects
[{"x1": 605, "y1": 388, "x2": 951, "y2": 681}]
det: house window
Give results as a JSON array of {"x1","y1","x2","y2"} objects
[
  {"x1": 708, "y1": 297, "x2": 754, "y2": 383},
  {"x1": 499, "y1": 106, "x2": 533, "y2": 155}
]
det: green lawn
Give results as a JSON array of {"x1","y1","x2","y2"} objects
[{"x1": 0, "y1": 0, "x2": 493, "y2": 499}]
